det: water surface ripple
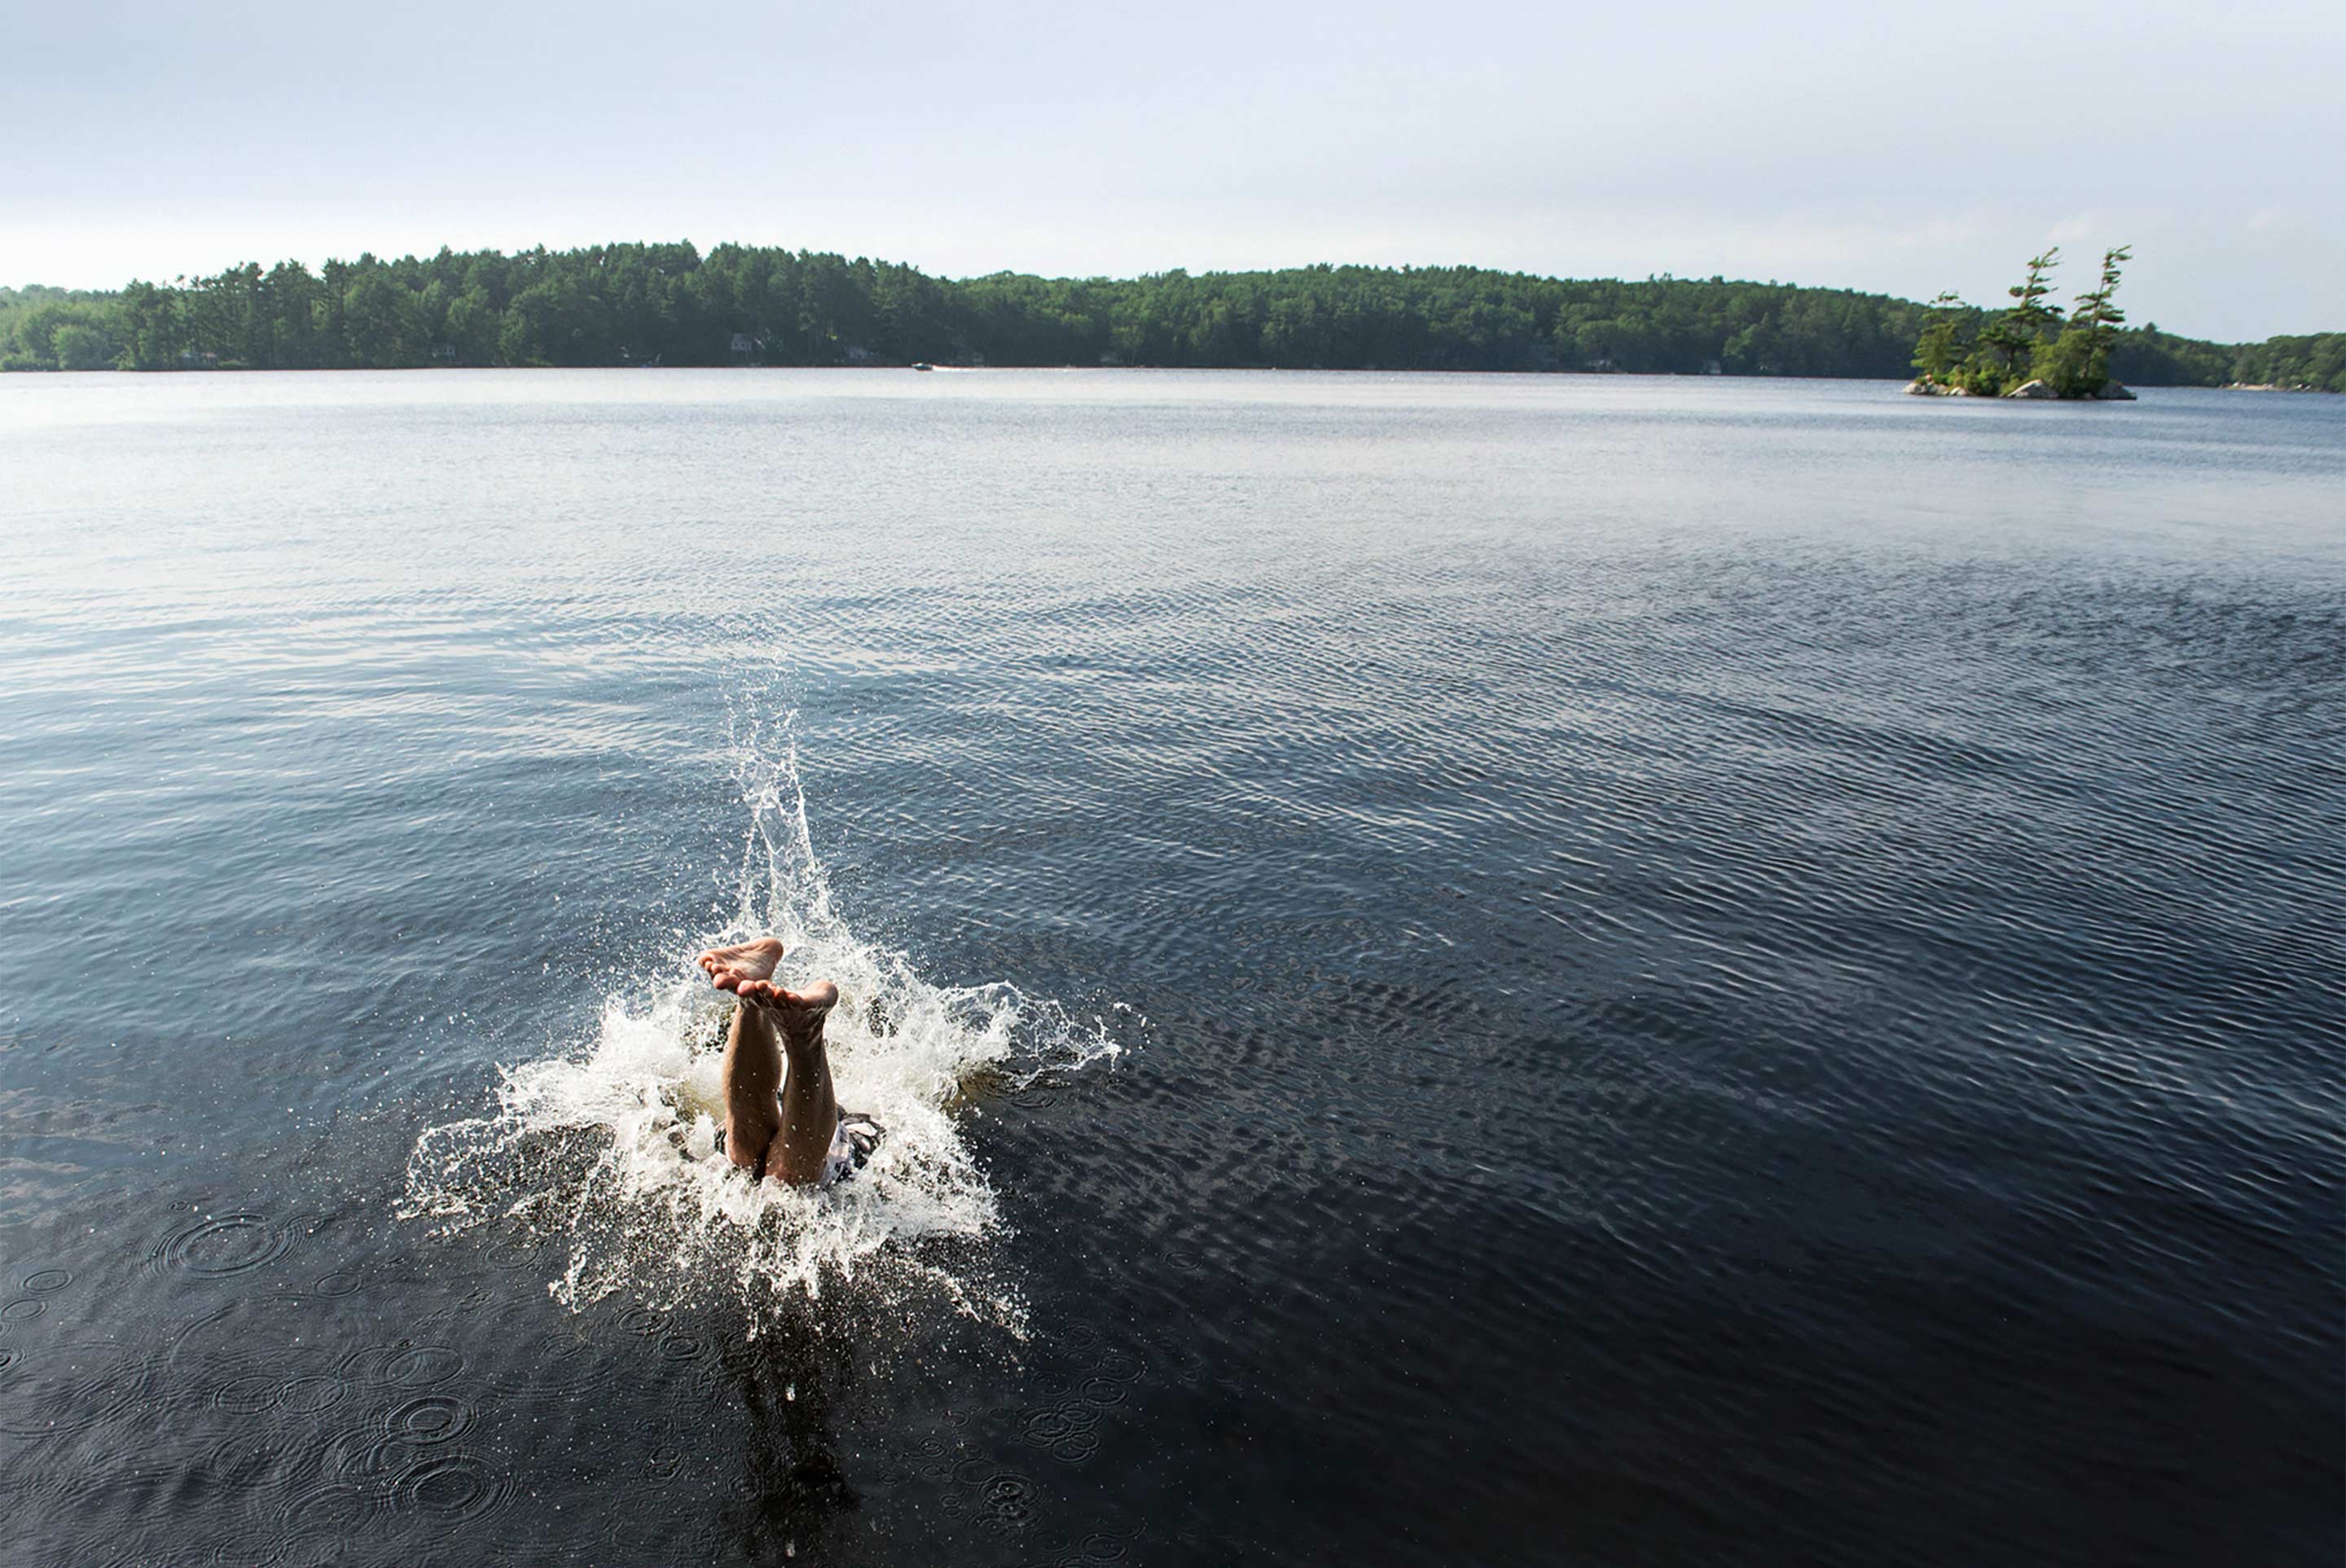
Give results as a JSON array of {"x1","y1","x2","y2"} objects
[{"x1": 1, "y1": 370, "x2": 2339, "y2": 1566}]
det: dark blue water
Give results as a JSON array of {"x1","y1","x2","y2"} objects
[{"x1": 2, "y1": 370, "x2": 2339, "y2": 1566}]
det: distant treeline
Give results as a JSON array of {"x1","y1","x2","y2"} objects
[{"x1": 2, "y1": 245, "x2": 2338, "y2": 389}]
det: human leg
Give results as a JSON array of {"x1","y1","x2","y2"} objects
[
  {"x1": 700, "y1": 938, "x2": 841, "y2": 1187},
  {"x1": 717, "y1": 991, "x2": 784, "y2": 1175},
  {"x1": 768, "y1": 1021, "x2": 841, "y2": 1188}
]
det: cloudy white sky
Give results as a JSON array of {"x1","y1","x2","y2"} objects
[{"x1": 7, "y1": 0, "x2": 2339, "y2": 340}]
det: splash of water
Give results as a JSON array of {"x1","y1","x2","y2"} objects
[{"x1": 401, "y1": 717, "x2": 1125, "y2": 1329}]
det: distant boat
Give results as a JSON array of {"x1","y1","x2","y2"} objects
[{"x1": 912, "y1": 362, "x2": 934, "y2": 372}]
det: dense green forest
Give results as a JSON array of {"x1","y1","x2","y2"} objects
[{"x1": 2, "y1": 246, "x2": 2337, "y2": 389}]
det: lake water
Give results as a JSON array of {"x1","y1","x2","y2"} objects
[{"x1": 1, "y1": 369, "x2": 2339, "y2": 1566}]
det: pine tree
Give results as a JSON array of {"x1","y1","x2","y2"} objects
[
  {"x1": 1946, "y1": 249, "x2": 2065, "y2": 394},
  {"x1": 2075, "y1": 244, "x2": 2130, "y2": 388},
  {"x1": 1992, "y1": 249, "x2": 2063, "y2": 387},
  {"x1": 2032, "y1": 244, "x2": 2131, "y2": 397},
  {"x1": 1910, "y1": 291, "x2": 1970, "y2": 383}
]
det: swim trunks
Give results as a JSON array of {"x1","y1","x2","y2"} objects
[{"x1": 714, "y1": 1111, "x2": 883, "y2": 1188}]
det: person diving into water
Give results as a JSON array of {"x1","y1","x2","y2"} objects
[{"x1": 697, "y1": 938, "x2": 878, "y2": 1188}]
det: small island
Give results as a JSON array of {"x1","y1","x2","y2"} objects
[{"x1": 1906, "y1": 245, "x2": 2138, "y2": 400}]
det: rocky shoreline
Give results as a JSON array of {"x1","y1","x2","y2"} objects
[{"x1": 1904, "y1": 377, "x2": 2136, "y2": 401}]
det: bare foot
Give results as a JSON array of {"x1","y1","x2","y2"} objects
[
  {"x1": 696, "y1": 938, "x2": 838, "y2": 1036},
  {"x1": 698, "y1": 936, "x2": 784, "y2": 995}
]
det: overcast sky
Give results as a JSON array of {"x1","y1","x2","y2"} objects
[{"x1": 7, "y1": 0, "x2": 2338, "y2": 340}]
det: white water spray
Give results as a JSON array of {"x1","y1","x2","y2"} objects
[{"x1": 402, "y1": 718, "x2": 1126, "y2": 1328}]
